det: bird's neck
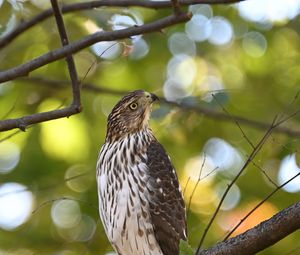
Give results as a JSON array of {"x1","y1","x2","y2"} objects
[{"x1": 106, "y1": 126, "x2": 154, "y2": 144}]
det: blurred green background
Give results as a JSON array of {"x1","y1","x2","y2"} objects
[{"x1": 0, "y1": 0, "x2": 300, "y2": 254}]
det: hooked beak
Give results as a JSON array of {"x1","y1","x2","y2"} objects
[
  {"x1": 144, "y1": 91, "x2": 159, "y2": 103},
  {"x1": 150, "y1": 93, "x2": 159, "y2": 102}
]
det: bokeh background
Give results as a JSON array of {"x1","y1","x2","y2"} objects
[{"x1": 1, "y1": 0, "x2": 300, "y2": 254}]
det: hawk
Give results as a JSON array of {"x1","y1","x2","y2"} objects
[{"x1": 97, "y1": 90, "x2": 187, "y2": 255}]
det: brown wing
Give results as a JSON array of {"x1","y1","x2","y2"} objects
[{"x1": 146, "y1": 141, "x2": 187, "y2": 255}]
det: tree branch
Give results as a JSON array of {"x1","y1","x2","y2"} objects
[
  {"x1": 0, "y1": 12, "x2": 191, "y2": 84},
  {"x1": 165, "y1": 101, "x2": 300, "y2": 137},
  {"x1": 50, "y1": 0, "x2": 81, "y2": 107},
  {"x1": 171, "y1": 0, "x2": 182, "y2": 15},
  {"x1": 0, "y1": 107, "x2": 80, "y2": 131},
  {"x1": 7, "y1": 77, "x2": 300, "y2": 138},
  {"x1": 0, "y1": 0, "x2": 244, "y2": 49},
  {"x1": 0, "y1": 0, "x2": 85, "y2": 132},
  {"x1": 199, "y1": 201, "x2": 300, "y2": 255}
]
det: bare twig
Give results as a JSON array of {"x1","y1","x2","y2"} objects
[
  {"x1": 0, "y1": 0, "x2": 244, "y2": 49},
  {"x1": 186, "y1": 166, "x2": 219, "y2": 215},
  {"x1": 0, "y1": 13, "x2": 191, "y2": 84},
  {"x1": 183, "y1": 176, "x2": 191, "y2": 195},
  {"x1": 223, "y1": 172, "x2": 300, "y2": 241},
  {"x1": 271, "y1": 136, "x2": 299, "y2": 153},
  {"x1": 212, "y1": 94, "x2": 255, "y2": 149},
  {"x1": 276, "y1": 108, "x2": 300, "y2": 127},
  {"x1": 32, "y1": 197, "x2": 98, "y2": 214},
  {"x1": 277, "y1": 87, "x2": 300, "y2": 123},
  {"x1": 196, "y1": 117, "x2": 277, "y2": 253},
  {"x1": 199, "y1": 166, "x2": 219, "y2": 182},
  {"x1": 251, "y1": 160, "x2": 278, "y2": 188},
  {"x1": 187, "y1": 155, "x2": 207, "y2": 216},
  {"x1": 199, "y1": 201, "x2": 300, "y2": 255}
]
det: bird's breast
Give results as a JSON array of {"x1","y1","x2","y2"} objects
[{"x1": 97, "y1": 134, "x2": 163, "y2": 255}]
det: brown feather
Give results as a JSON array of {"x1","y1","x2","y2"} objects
[{"x1": 146, "y1": 141, "x2": 187, "y2": 255}]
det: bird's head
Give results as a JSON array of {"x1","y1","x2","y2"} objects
[{"x1": 106, "y1": 90, "x2": 159, "y2": 141}]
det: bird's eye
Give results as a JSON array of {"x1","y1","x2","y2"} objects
[{"x1": 129, "y1": 102, "x2": 138, "y2": 110}]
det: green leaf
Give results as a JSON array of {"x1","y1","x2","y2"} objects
[{"x1": 179, "y1": 240, "x2": 195, "y2": 255}]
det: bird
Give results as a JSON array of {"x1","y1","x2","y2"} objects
[{"x1": 96, "y1": 90, "x2": 187, "y2": 255}]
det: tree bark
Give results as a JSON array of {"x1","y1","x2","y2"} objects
[{"x1": 199, "y1": 201, "x2": 300, "y2": 255}]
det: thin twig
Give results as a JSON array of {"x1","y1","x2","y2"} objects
[
  {"x1": 212, "y1": 94, "x2": 255, "y2": 149},
  {"x1": 186, "y1": 166, "x2": 219, "y2": 216},
  {"x1": 187, "y1": 155, "x2": 207, "y2": 216},
  {"x1": 275, "y1": 108, "x2": 300, "y2": 127},
  {"x1": 251, "y1": 161, "x2": 278, "y2": 188},
  {"x1": 32, "y1": 197, "x2": 98, "y2": 214},
  {"x1": 80, "y1": 42, "x2": 120, "y2": 84},
  {"x1": 196, "y1": 117, "x2": 277, "y2": 254},
  {"x1": 199, "y1": 166, "x2": 219, "y2": 182},
  {"x1": 183, "y1": 176, "x2": 191, "y2": 195},
  {"x1": 277, "y1": 87, "x2": 300, "y2": 123},
  {"x1": 271, "y1": 136, "x2": 299, "y2": 153}
]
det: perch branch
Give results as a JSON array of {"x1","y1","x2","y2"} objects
[
  {"x1": 199, "y1": 201, "x2": 300, "y2": 255},
  {"x1": 0, "y1": 0, "x2": 244, "y2": 49}
]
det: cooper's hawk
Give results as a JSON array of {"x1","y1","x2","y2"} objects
[{"x1": 97, "y1": 90, "x2": 187, "y2": 255}]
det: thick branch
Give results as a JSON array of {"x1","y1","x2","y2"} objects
[
  {"x1": 0, "y1": 12, "x2": 191, "y2": 83},
  {"x1": 199, "y1": 201, "x2": 300, "y2": 255},
  {"x1": 0, "y1": 0, "x2": 244, "y2": 49}
]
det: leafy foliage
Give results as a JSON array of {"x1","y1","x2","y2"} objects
[{"x1": 180, "y1": 240, "x2": 195, "y2": 255}]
